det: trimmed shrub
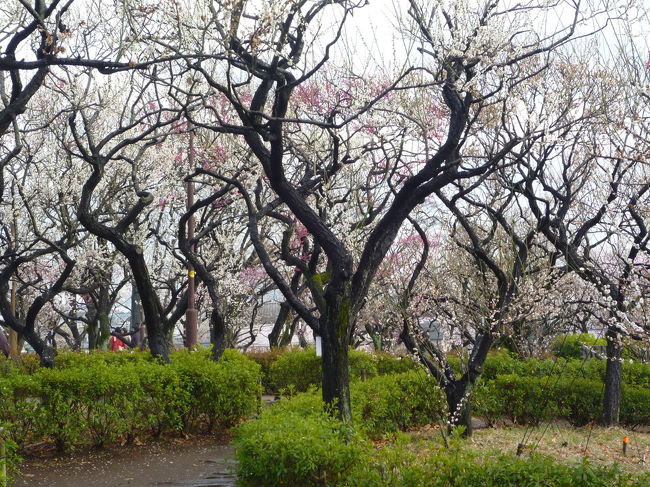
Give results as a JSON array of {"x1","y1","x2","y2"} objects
[
  {"x1": 37, "y1": 367, "x2": 92, "y2": 451},
  {"x1": 0, "y1": 349, "x2": 262, "y2": 455},
  {"x1": 235, "y1": 399, "x2": 367, "y2": 487},
  {"x1": 54, "y1": 349, "x2": 154, "y2": 369},
  {"x1": 474, "y1": 374, "x2": 557, "y2": 425},
  {"x1": 374, "y1": 352, "x2": 419, "y2": 376},
  {"x1": 268, "y1": 348, "x2": 379, "y2": 393},
  {"x1": 245, "y1": 347, "x2": 288, "y2": 393},
  {"x1": 236, "y1": 390, "x2": 650, "y2": 487},
  {"x1": 554, "y1": 377, "x2": 602, "y2": 426},
  {"x1": 352, "y1": 370, "x2": 444, "y2": 437},
  {"x1": 268, "y1": 347, "x2": 322, "y2": 393},
  {"x1": 0, "y1": 354, "x2": 40, "y2": 376},
  {"x1": 553, "y1": 334, "x2": 607, "y2": 359},
  {"x1": 134, "y1": 361, "x2": 188, "y2": 437},
  {"x1": 349, "y1": 349, "x2": 379, "y2": 380},
  {"x1": 0, "y1": 425, "x2": 20, "y2": 485},
  {"x1": 79, "y1": 363, "x2": 143, "y2": 447},
  {"x1": 170, "y1": 349, "x2": 261, "y2": 431},
  {"x1": 620, "y1": 385, "x2": 650, "y2": 426},
  {"x1": 0, "y1": 374, "x2": 44, "y2": 448}
]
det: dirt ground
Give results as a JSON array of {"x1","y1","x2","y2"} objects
[
  {"x1": 11, "y1": 435, "x2": 236, "y2": 487},
  {"x1": 409, "y1": 423, "x2": 650, "y2": 475}
]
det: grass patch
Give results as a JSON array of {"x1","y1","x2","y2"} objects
[{"x1": 408, "y1": 424, "x2": 650, "y2": 475}]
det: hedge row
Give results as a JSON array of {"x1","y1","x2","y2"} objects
[
  {"x1": 247, "y1": 347, "x2": 650, "y2": 428},
  {"x1": 473, "y1": 374, "x2": 650, "y2": 427},
  {"x1": 446, "y1": 351, "x2": 650, "y2": 389},
  {"x1": 0, "y1": 349, "x2": 261, "y2": 453},
  {"x1": 245, "y1": 347, "x2": 419, "y2": 393},
  {"x1": 244, "y1": 347, "x2": 650, "y2": 397}
]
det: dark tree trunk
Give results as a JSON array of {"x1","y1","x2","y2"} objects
[
  {"x1": 0, "y1": 328, "x2": 9, "y2": 357},
  {"x1": 320, "y1": 329, "x2": 352, "y2": 422},
  {"x1": 130, "y1": 284, "x2": 143, "y2": 348},
  {"x1": 320, "y1": 287, "x2": 353, "y2": 422},
  {"x1": 125, "y1": 254, "x2": 170, "y2": 362},
  {"x1": 445, "y1": 378, "x2": 473, "y2": 437},
  {"x1": 601, "y1": 329, "x2": 622, "y2": 426},
  {"x1": 210, "y1": 309, "x2": 227, "y2": 361},
  {"x1": 0, "y1": 252, "x2": 74, "y2": 368},
  {"x1": 96, "y1": 285, "x2": 112, "y2": 349},
  {"x1": 147, "y1": 328, "x2": 170, "y2": 364},
  {"x1": 20, "y1": 327, "x2": 56, "y2": 368},
  {"x1": 87, "y1": 313, "x2": 99, "y2": 350},
  {"x1": 269, "y1": 301, "x2": 292, "y2": 348},
  {"x1": 280, "y1": 317, "x2": 301, "y2": 347}
]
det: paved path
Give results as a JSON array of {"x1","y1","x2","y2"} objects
[{"x1": 12, "y1": 439, "x2": 236, "y2": 487}]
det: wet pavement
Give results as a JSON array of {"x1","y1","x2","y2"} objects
[{"x1": 12, "y1": 438, "x2": 236, "y2": 487}]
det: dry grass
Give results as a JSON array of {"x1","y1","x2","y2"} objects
[{"x1": 408, "y1": 423, "x2": 650, "y2": 474}]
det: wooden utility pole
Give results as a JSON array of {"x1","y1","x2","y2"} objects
[{"x1": 185, "y1": 128, "x2": 198, "y2": 348}]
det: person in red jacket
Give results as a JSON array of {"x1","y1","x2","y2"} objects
[{"x1": 109, "y1": 328, "x2": 127, "y2": 351}]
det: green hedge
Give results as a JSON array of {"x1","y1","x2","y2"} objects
[
  {"x1": 351, "y1": 370, "x2": 444, "y2": 437},
  {"x1": 236, "y1": 395, "x2": 367, "y2": 487},
  {"x1": 473, "y1": 374, "x2": 650, "y2": 427},
  {"x1": 245, "y1": 347, "x2": 288, "y2": 393},
  {"x1": 553, "y1": 333, "x2": 607, "y2": 359},
  {"x1": 169, "y1": 349, "x2": 261, "y2": 431},
  {"x1": 0, "y1": 349, "x2": 261, "y2": 452},
  {"x1": 476, "y1": 350, "x2": 650, "y2": 388},
  {"x1": 267, "y1": 347, "x2": 418, "y2": 393}
]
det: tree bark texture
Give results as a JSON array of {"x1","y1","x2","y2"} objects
[{"x1": 601, "y1": 329, "x2": 622, "y2": 426}]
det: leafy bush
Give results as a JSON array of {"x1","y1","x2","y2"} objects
[
  {"x1": 235, "y1": 399, "x2": 367, "y2": 487},
  {"x1": 352, "y1": 371, "x2": 444, "y2": 437},
  {"x1": 134, "y1": 361, "x2": 188, "y2": 437},
  {"x1": 474, "y1": 374, "x2": 558, "y2": 425},
  {"x1": 269, "y1": 348, "x2": 377, "y2": 392},
  {"x1": 553, "y1": 334, "x2": 607, "y2": 359},
  {"x1": 374, "y1": 352, "x2": 419, "y2": 376},
  {"x1": 37, "y1": 367, "x2": 95, "y2": 451},
  {"x1": 0, "y1": 354, "x2": 40, "y2": 376},
  {"x1": 268, "y1": 347, "x2": 408, "y2": 393},
  {"x1": 554, "y1": 378, "x2": 602, "y2": 426},
  {"x1": 349, "y1": 349, "x2": 379, "y2": 380},
  {"x1": 170, "y1": 349, "x2": 261, "y2": 431},
  {"x1": 268, "y1": 347, "x2": 322, "y2": 393},
  {"x1": 620, "y1": 386, "x2": 650, "y2": 426},
  {"x1": 0, "y1": 374, "x2": 45, "y2": 448},
  {"x1": 473, "y1": 374, "x2": 649, "y2": 427},
  {"x1": 54, "y1": 350, "x2": 154, "y2": 369},
  {"x1": 245, "y1": 347, "x2": 288, "y2": 393},
  {"x1": 0, "y1": 425, "x2": 21, "y2": 485},
  {"x1": 79, "y1": 363, "x2": 143, "y2": 447}
]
